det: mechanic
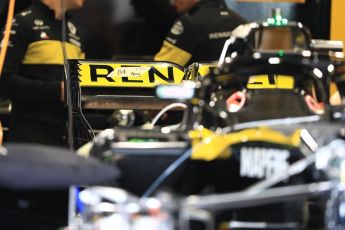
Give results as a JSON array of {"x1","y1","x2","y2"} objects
[
  {"x1": 154, "y1": 0, "x2": 247, "y2": 67},
  {"x1": 0, "y1": 0, "x2": 85, "y2": 146}
]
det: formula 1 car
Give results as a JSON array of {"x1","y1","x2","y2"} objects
[
  {"x1": 66, "y1": 16, "x2": 344, "y2": 149},
  {"x1": 73, "y1": 51, "x2": 345, "y2": 229},
  {"x1": 63, "y1": 10, "x2": 345, "y2": 228}
]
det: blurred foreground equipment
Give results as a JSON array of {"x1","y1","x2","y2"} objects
[{"x1": 0, "y1": 143, "x2": 120, "y2": 189}]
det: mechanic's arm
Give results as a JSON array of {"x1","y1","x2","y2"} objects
[
  {"x1": 0, "y1": 16, "x2": 62, "y2": 101},
  {"x1": 154, "y1": 19, "x2": 194, "y2": 67}
]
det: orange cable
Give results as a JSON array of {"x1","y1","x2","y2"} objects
[
  {"x1": 0, "y1": 0, "x2": 16, "y2": 77},
  {"x1": 0, "y1": 121, "x2": 3, "y2": 145}
]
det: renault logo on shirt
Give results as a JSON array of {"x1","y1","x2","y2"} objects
[
  {"x1": 32, "y1": 19, "x2": 50, "y2": 30},
  {"x1": 34, "y1": 19, "x2": 44, "y2": 26},
  {"x1": 209, "y1": 31, "x2": 232, "y2": 39}
]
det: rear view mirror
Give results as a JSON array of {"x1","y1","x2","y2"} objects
[{"x1": 254, "y1": 27, "x2": 308, "y2": 52}]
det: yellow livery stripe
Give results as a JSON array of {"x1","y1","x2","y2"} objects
[
  {"x1": 247, "y1": 74, "x2": 294, "y2": 89},
  {"x1": 198, "y1": 63, "x2": 217, "y2": 77},
  {"x1": 189, "y1": 127, "x2": 301, "y2": 161},
  {"x1": 154, "y1": 41, "x2": 192, "y2": 67},
  {"x1": 330, "y1": 82, "x2": 341, "y2": 105},
  {"x1": 23, "y1": 40, "x2": 84, "y2": 65}
]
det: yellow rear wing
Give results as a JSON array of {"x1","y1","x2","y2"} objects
[{"x1": 77, "y1": 60, "x2": 185, "y2": 88}]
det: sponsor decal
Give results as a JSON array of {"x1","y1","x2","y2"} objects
[
  {"x1": 69, "y1": 38, "x2": 81, "y2": 47},
  {"x1": 32, "y1": 20, "x2": 50, "y2": 30},
  {"x1": 166, "y1": 37, "x2": 177, "y2": 44},
  {"x1": 33, "y1": 26, "x2": 50, "y2": 30},
  {"x1": 78, "y1": 62, "x2": 185, "y2": 88},
  {"x1": 209, "y1": 31, "x2": 232, "y2": 39},
  {"x1": 240, "y1": 147, "x2": 289, "y2": 179},
  {"x1": 68, "y1": 22, "x2": 77, "y2": 35},
  {"x1": 40, "y1": 31, "x2": 49, "y2": 40},
  {"x1": 67, "y1": 22, "x2": 80, "y2": 40},
  {"x1": 34, "y1": 19, "x2": 44, "y2": 26},
  {"x1": 11, "y1": 19, "x2": 18, "y2": 26},
  {"x1": 21, "y1": 10, "x2": 31, "y2": 16},
  {"x1": 171, "y1": 21, "x2": 184, "y2": 35}
]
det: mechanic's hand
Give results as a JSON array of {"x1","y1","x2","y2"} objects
[
  {"x1": 60, "y1": 81, "x2": 64, "y2": 102},
  {"x1": 305, "y1": 95, "x2": 324, "y2": 114}
]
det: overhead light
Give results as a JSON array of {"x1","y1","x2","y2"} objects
[
  {"x1": 268, "y1": 57, "x2": 280, "y2": 64},
  {"x1": 327, "y1": 64, "x2": 335, "y2": 73},
  {"x1": 313, "y1": 68, "x2": 323, "y2": 78},
  {"x1": 302, "y1": 50, "x2": 311, "y2": 57}
]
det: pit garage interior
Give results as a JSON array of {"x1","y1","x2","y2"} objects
[{"x1": 1, "y1": 0, "x2": 345, "y2": 230}]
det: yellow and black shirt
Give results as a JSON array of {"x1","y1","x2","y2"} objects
[
  {"x1": 154, "y1": 0, "x2": 246, "y2": 67},
  {"x1": 0, "y1": 1, "x2": 84, "y2": 145}
]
